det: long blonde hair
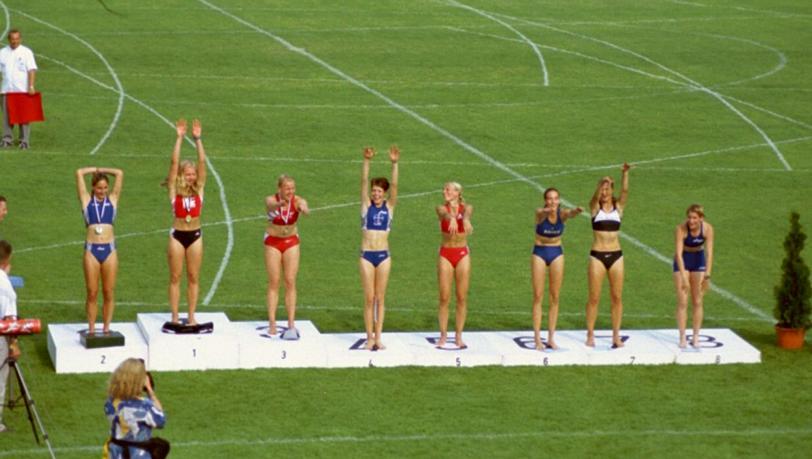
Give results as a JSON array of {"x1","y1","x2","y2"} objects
[
  {"x1": 175, "y1": 160, "x2": 200, "y2": 196},
  {"x1": 686, "y1": 203, "x2": 705, "y2": 218},
  {"x1": 107, "y1": 358, "x2": 147, "y2": 400},
  {"x1": 445, "y1": 181, "x2": 464, "y2": 204}
]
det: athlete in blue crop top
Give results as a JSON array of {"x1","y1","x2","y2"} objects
[
  {"x1": 531, "y1": 188, "x2": 583, "y2": 351},
  {"x1": 359, "y1": 146, "x2": 399, "y2": 350},
  {"x1": 673, "y1": 204, "x2": 714, "y2": 348},
  {"x1": 585, "y1": 164, "x2": 630, "y2": 349},
  {"x1": 76, "y1": 166, "x2": 123, "y2": 335}
]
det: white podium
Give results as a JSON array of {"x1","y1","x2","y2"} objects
[
  {"x1": 322, "y1": 333, "x2": 417, "y2": 368},
  {"x1": 488, "y1": 331, "x2": 590, "y2": 366},
  {"x1": 137, "y1": 313, "x2": 239, "y2": 371},
  {"x1": 647, "y1": 328, "x2": 762, "y2": 365},
  {"x1": 397, "y1": 332, "x2": 504, "y2": 367},
  {"x1": 47, "y1": 323, "x2": 148, "y2": 374},
  {"x1": 235, "y1": 321, "x2": 327, "y2": 369}
]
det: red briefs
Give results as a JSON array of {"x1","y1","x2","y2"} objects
[
  {"x1": 264, "y1": 234, "x2": 300, "y2": 253},
  {"x1": 439, "y1": 246, "x2": 469, "y2": 268}
]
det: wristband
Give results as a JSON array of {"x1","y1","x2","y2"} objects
[{"x1": 193, "y1": 136, "x2": 201, "y2": 142}]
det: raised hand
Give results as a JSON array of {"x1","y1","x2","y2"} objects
[
  {"x1": 622, "y1": 162, "x2": 632, "y2": 173},
  {"x1": 192, "y1": 119, "x2": 202, "y2": 139},
  {"x1": 389, "y1": 145, "x2": 400, "y2": 163},
  {"x1": 176, "y1": 119, "x2": 187, "y2": 137},
  {"x1": 363, "y1": 147, "x2": 375, "y2": 160}
]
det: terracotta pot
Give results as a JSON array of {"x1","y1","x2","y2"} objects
[{"x1": 775, "y1": 325, "x2": 806, "y2": 349}]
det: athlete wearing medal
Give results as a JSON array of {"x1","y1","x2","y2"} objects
[
  {"x1": 76, "y1": 166, "x2": 123, "y2": 334},
  {"x1": 264, "y1": 174, "x2": 310, "y2": 336},
  {"x1": 167, "y1": 119, "x2": 206, "y2": 325}
]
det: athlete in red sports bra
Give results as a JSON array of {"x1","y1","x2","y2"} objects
[
  {"x1": 166, "y1": 118, "x2": 206, "y2": 326},
  {"x1": 264, "y1": 174, "x2": 310, "y2": 336},
  {"x1": 436, "y1": 181, "x2": 473, "y2": 349}
]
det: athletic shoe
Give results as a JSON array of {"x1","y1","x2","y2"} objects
[
  {"x1": 0, "y1": 140, "x2": 11, "y2": 148},
  {"x1": 19, "y1": 142, "x2": 28, "y2": 150},
  {"x1": 0, "y1": 423, "x2": 7, "y2": 433}
]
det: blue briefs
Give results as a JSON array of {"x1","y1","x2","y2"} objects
[
  {"x1": 532, "y1": 245, "x2": 563, "y2": 266},
  {"x1": 86, "y1": 241, "x2": 115, "y2": 264},
  {"x1": 673, "y1": 250, "x2": 706, "y2": 272},
  {"x1": 361, "y1": 250, "x2": 390, "y2": 268}
]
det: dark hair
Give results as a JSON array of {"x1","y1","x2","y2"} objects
[
  {"x1": 543, "y1": 187, "x2": 559, "y2": 200},
  {"x1": 0, "y1": 240, "x2": 12, "y2": 264},
  {"x1": 370, "y1": 177, "x2": 390, "y2": 192},
  {"x1": 91, "y1": 172, "x2": 110, "y2": 187},
  {"x1": 7, "y1": 29, "x2": 19, "y2": 38},
  {"x1": 0, "y1": 195, "x2": 6, "y2": 203}
]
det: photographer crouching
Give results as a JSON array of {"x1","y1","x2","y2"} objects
[
  {"x1": 0, "y1": 240, "x2": 20, "y2": 433},
  {"x1": 104, "y1": 358, "x2": 169, "y2": 458}
]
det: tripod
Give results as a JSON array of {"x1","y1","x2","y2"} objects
[{"x1": 3, "y1": 358, "x2": 56, "y2": 459}]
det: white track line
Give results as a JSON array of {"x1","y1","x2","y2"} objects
[
  {"x1": 667, "y1": 0, "x2": 706, "y2": 7},
  {"x1": 199, "y1": 0, "x2": 770, "y2": 322},
  {"x1": 33, "y1": 57, "x2": 234, "y2": 307},
  {"x1": 3, "y1": 427, "x2": 811, "y2": 457},
  {"x1": 0, "y1": 2, "x2": 8, "y2": 38},
  {"x1": 13, "y1": 8, "x2": 124, "y2": 156},
  {"x1": 495, "y1": 12, "x2": 793, "y2": 171},
  {"x1": 452, "y1": 27, "x2": 812, "y2": 134},
  {"x1": 447, "y1": 0, "x2": 549, "y2": 86}
]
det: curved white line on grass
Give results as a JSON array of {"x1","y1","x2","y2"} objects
[
  {"x1": 495, "y1": 12, "x2": 793, "y2": 171},
  {"x1": 199, "y1": 0, "x2": 770, "y2": 321},
  {"x1": 35, "y1": 55, "x2": 234, "y2": 306},
  {"x1": 449, "y1": 27, "x2": 812, "y2": 135},
  {"x1": 13, "y1": 9, "x2": 124, "y2": 156},
  {"x1": 3, "y1": 427, "x2": 811, "y2": 457},
  {"x1": 0, "y1": 2, "x2": 9, "y2": 39},
  {"x1": 446, "y1": 0, "x2": 549, "y2": 86},
  {"x1": 706, "y1": 34, "x2": 787, "y2": 87}
]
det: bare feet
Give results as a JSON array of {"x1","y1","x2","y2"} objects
[
  {"x1": 611, "y1": 340, "x2": 625, "y2": 349},
  {"x1": 690, "y1": 338, "x2": 699, "y2": 348},
  {"x1": 535, "y1": 340, "x2": 544, "y2": 351},
  {"x1": 375, "y1": 339, "x2": 386, "y2": 351},
  {"x1": 678, "y1": 338, "x2": 687, "y2": 349},
  {"x1": 171, "y1": 313, "x2": 179, "y2": 324},
  {"x1": 436, "y1": 334, "x2": 447, "y2": 348},
  {"x1": 546, "y1": 340, "x2": 559, "y2": 350},
  {"x1": 585, "y1": 334, "x2": 595, "y2": 347},
  {"x1": 268, "y1": 323, "x2": 277, "y2": 336},
  {"x1": 455, "y1": 338, "x2": 467, "y2": 349},
  {"x1": 365, "y1": 339, "x2": 375, "y2": 350}
]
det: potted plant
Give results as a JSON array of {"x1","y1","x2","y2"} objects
[{"x1": 773, "y1": 212, "x2": 812, "y2": 349}]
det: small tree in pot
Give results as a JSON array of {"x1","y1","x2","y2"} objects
[{"x1": 774, "y1": 212, "x2": 811, "y2": 349}]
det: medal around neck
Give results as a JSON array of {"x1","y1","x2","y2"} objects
[
  {"x1": 94, "y1": 225, "x2": 103, "y2": 235},
  {"x1": 185, "y1": 215, "x2": 192, "y2": 223}
]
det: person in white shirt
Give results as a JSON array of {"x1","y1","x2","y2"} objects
[
  {"x1": 0, "y1": 29, "x2": 37, "y2": 150},
  {"x1": 0, "y1": 240, "x2": 21, "y2": 433}
]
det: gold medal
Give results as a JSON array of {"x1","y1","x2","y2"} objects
[
  {"x1": 94, "y1": 225, "x2": 103, "y2": 235},
  {"x1": 185, "y1": 215, "x2": 192, "y2": 223}
]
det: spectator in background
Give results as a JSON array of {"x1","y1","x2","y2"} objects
[
  {"x1": 0, "y1": 29, "x2": 37, "y2": 150},
  {"x1": 0, "y1": 240, "x2": 21, "y2": 434}
]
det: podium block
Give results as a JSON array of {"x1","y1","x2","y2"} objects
[
  {"x1": 235, "y1": 321, "x2": 327, "y2": 369},
  {"x1": 487, "y1": 331, "x2": 590, "y2": 366},
  {"x1": 647, "y1": 328, "x2": 761, "y2": 365},
  {"x1": 396, "y1": 332, "x2": 503, "y2": 367},
  {"x1": 323, "y1": 333, "x2": 415, "y2": 368},
  {"x1": 558, "y1": 330, "x2": 676, "y2": 366},
  {"x1": 137, "y1": 313, "x2": 239, "y2": 371},
  {"x1": 47, "y1": 323, "x2": 148, "y2": 374}
]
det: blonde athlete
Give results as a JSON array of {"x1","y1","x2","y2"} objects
[
  {"x1": 585, "y1": 163, "x2": 630, "y2": 349},
  {"x1": 436, "y1": 182, "x2": 473, "y2": 349},
  {"x1": 166, "y1": 119, "x2": 206, "y2": 325}
]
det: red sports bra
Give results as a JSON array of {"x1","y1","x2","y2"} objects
[
  {"x1": 268, "y1": 194, "x2": 299, "y2": 226},
  {"x1": 440, "y1": 203, "x2": 466, "y2": 234},
  {"x1": 173, "y1": 195, "x2": 202, "y2": 219}
]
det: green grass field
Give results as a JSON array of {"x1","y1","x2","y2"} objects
[{"x1": 1, "y1": 0, "x2": 811, "y2": 457}]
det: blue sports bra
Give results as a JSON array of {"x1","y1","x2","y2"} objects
[
  {"x1": 362, "y1": 200, "x2": 390, "y2": 232},
  {"x1": 684, "y1": 223, "x2": 705, "y2": 248},
  {"x1": 536, "y1": 208, "x2": 564, "y2": 237},
  {"x1": 84, "y1": 197, "x2": 116, "y2": 226}
]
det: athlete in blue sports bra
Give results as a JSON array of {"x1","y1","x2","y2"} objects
[
  {"x1": 673, "y1": 204, "x2": 714, "y2": 348},
  {"x1": 359, "y1": 145, "x2": 399, "y2": 350},
  {"x1": 76, "y1": 166, "x2": 123, "y2": 335},
  {"x1": 585, "y1": 163, "x2": 630, "y2": 349},
  {"x1": 531, "y1": 187, "x2": 582, "y2": 350}
]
